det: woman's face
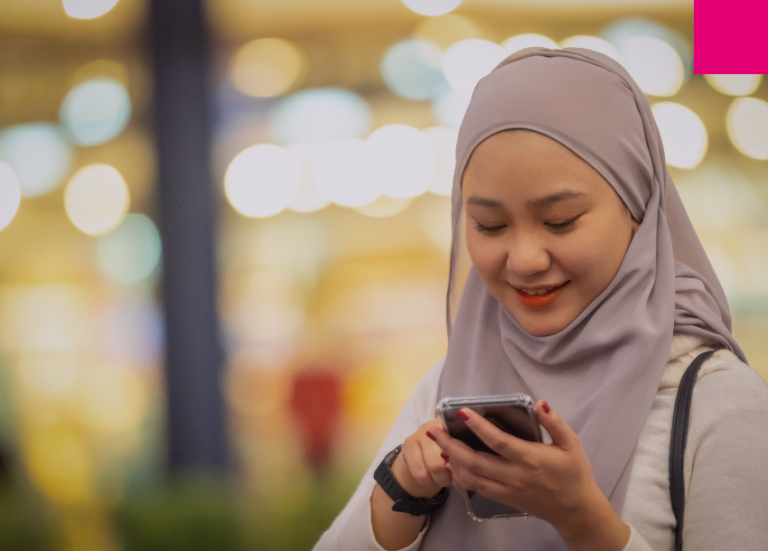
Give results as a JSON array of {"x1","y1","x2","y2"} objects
[{"x1": 463, "y1": 130, "x2": 639, "y2": 337}]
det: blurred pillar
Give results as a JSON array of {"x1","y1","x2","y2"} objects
[{"x1": 149, "y1": 0, "x2": 227, "y2": 471}]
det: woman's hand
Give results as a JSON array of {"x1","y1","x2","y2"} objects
[
  {"x1": 391, "y1": 417, "x2": 452, "y2": 498},
  {"x1": 370, "y1": 418, "x2": 451, "y2": 551},
  {"x1": 430, "y1": 401, "x2": 630, "y2": 551}
]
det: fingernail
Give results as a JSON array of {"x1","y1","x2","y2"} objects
[
  {"x1": 441, "y1": 452, "x2": 450, "y2": 462},
  {"x1": 426, "y1": 430, "x2": 436, "y2": 441},
  {"x1": 458, "y1": 409, "x2": 470, "y2": 421},
  {"x1": 542, "y1": 401, "x2": 551, "y2": 414}
]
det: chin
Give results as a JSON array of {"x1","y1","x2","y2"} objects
[
  {"x1": 522, "y1": 323, "x2": 562, "y2": 337},
  {"x1": 509, "y1": 309, "x2": 571, "y2": 337}
]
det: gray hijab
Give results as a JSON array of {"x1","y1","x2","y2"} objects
[{"x1": 422, "y1": 47, "x2": 747, "y2": 550}]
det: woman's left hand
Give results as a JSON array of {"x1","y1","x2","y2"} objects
[{"x1": 429, "y1": 401, "x2": 630, "y2": 551}]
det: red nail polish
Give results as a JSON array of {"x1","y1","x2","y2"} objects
[
  {"x1": 458, "y1": 409, "x2": 470, "y2": 421},
  {"x1": 542, "y1": 401, "x2": 551, "y2": 414},
  {"x1": 441, "y1": 452, "x2": 450, "y2": 462},
  {"x1": 426, "y1": 430, "x2": 436, "y2": 441}
]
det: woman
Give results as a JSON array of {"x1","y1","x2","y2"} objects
[{"x1": 313, "y1": 47, "x2": 768, "y2": 550}]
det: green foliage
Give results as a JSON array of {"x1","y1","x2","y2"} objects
[
  {"x1": 114, "y1": 468, "x2": 361, "y2": 551},
  {"x1": 115, "y1": 474, "x2": 245, "y2": 551}
]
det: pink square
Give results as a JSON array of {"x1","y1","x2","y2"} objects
[{"x1": 695, "y1": 0, "x2": 768, "y2": 74}]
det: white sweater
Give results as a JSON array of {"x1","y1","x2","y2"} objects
[{"x1": 313, "y1": 334, "x2": 768, "y2": 550}]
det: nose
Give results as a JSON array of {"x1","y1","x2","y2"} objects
[{"x1": 505, "y1": 230, "x2": 551, "y2": 278}]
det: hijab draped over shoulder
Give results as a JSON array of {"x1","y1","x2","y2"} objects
[{"x1": 422, "y1": 47, "x2": 746, "y2": 551}]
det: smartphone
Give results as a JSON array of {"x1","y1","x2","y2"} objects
[{"x1": 436, "y1": 393, "x2": 543, "y2": 520}]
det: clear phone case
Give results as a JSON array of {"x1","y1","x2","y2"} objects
[{"x1": 436, "y1": 393, "x2": 543, "y2": 521}]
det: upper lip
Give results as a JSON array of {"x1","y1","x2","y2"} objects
[{"x1": 512, "y1": 282, "x2": 568, "y2": 291}]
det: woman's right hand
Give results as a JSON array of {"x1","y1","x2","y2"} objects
[
  {"x1": 371, "y1": 418, "x2": 452, "y2": 551},
  {"x1": 390, "y1": 418, "x2": 452, "y2": 498}
]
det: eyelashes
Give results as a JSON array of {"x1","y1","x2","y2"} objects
[
  {"x1": 545, "y1": 214, "x2": 583, "y2": 231},
  {"x1": 473, "y1": 214, "x2": 584, "y2": 235},
  {"x1": 473, "y1": 222, "x2": 506, "y2": 234}
]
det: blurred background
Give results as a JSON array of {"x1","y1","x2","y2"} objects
[{"x1": 0, "y1": 0, "x2": 766, "y2": 549}]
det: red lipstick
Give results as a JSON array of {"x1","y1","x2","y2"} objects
[{"x1": 514, "y1": 282, "x2": 568, "y2": 308}]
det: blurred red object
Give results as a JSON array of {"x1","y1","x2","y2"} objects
[{"x1": 289, "y1": 368, "x2": 343, "y2": 470}]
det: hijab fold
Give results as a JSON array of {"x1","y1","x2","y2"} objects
[{"x1": 422, "y1": 47, "x2": 746, "y2": 551}]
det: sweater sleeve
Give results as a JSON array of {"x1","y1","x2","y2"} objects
[
  {"x1": 312, "y1": 356, "x2": 446, "y2": 551},
  {"x1": 680, "y1": 359, "x2": 768, "y2": 549}
]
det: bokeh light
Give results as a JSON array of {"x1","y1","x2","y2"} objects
[
  {"x1": 423, "y1": 126, "x2": 457, "y2": 195},
  {"x1": 412, "y1": 14, "x2": 489, "y2": 50},
  {"x1": 64, "y1": 164, "x2": 130, "y2": 235},
  {"x1": 367, "y1": 125, "x2": 436, "y2": 199},
  {"x1": 0, "y1": 123, "x2": 73, "y2": 197},
  {"x1": 62, "y1": 0, "x2": 120, "y2": 19},
  {"x1": 0, "y1": 161, "x2": 22, "y2": 232},
  {"x1": 60, "y1": 78, "x2": 132, "y2": 146},
  {"x1": 705, "y1": 74, "x2": 762, "y2": 97},
  {"x1": 442, "y1": 39, "x2": 506, "y2": 98},
  {"x1": 621, "y1": 37, "x2": 684, "y2": 96},
  {"x1": 225, "y1": 144, "x2": 302, "y2": 217},
  {"x1": 401, "y1": 0, "x2": 463, "y2": 17},
  {"x1": 431, "y1": 88, "x2": 470, "y2": 130},
  {"x1": 727, "y1": 97, "x2": 768, "y2": 160},
  {"x1": 502, "y1": 33, "x2": 559, "y2": 55},
  {"x1": 381, "y1": 39, "x2": 448, "y2": 101},
  {"x1": 230, "y1": 38, "x2": 305, "y2": 98},
  {"x1": 18, "y1": 326, "x2": 79, "y2": 398},
  {"x1": 268, "y1": 87, "x2": 373, "y2": 145},
  {"x1": 286, "y1": 143, "x2": 331, "y2": 213},
  {"x1": 76, "y1": 365, "x2": 146, "y2": 435},
  {"x1": 676, "y1": 162, "x2": 766, "y2": 232},
  {"x1": 314, "y1": 138, "x2": 379, "y2": 207},
  {"x1": 356, "y1": 196, "x2": 413, "y2": 218},
  {"x1": 97, "y1": 214, "x2": 162, "y2": 284},
  {"x1": 652, "y1": 102, "x2": 707, "y2": 169},
  {"x1": 24, "y1": 430, "x2": 94, "y2": 506},
  {"x1": 560, "y1": 36, "x2": 622, "y2": 64},
  {"x1": 601, "y1": 17, "x2": 693, "y2": 81}
]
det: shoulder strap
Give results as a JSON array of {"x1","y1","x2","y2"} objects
[{"x1": 669, "y1": 349, "x2": 715, "y2": 551}]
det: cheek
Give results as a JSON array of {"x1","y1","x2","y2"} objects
[
  {"x1": 561, "y1": 220, "x2": 630, "y2": 293},
  {"x1": 466, "y1": 233, "x2": 506, "y2": 282}
]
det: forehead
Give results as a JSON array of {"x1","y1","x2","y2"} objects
[{"x1": 462, "y1": 130, "x2": 617, "y2": 204}]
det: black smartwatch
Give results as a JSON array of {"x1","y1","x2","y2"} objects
[{"x1": 373, "y1": 444, "x2": 449, "y2": 516}]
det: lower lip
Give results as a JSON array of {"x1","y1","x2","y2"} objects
[{"x1": 514, "y1": 282, "x2": 568, "y2": 308}]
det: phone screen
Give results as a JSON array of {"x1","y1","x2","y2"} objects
[{"x1": 443, "y1": 403, "x2": 541, "y2": 455}]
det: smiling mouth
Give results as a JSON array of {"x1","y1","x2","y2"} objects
[
  {"x1": 512, "y1": 281, "x2": 569, "y2": 308},
  {"x1": 513, "y1": 282, "x2": 569, "y2": 296}
]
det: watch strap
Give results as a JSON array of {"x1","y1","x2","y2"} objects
[{"x1": 374, "y1": 444, "x2": 449, "y2": 516}]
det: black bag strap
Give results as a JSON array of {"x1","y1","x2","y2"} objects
[{"x1": 669, "y1": 349, "x2": 715, "y2": 551}]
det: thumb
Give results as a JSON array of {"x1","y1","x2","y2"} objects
[{"x1": 536, "y1": 400, "x2": 578, "y2": 450}]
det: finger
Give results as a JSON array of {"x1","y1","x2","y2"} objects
[
  {"x1": 422, "y1": 439, "x2": 452, "y2": 487},
  {"x1": 431, "y1": 426, "x2": 513, "y2": 483},
  {"x1": 445, "y1": 464, "x2": 475, "y2": 492},
  {"x1": 429, "y1": 426, "x2": 477, "y2": 458},
  {"x1": 449, "y1": 462, "x2": 509, "y2": 503},
  {"x1": 455, "y1": 408, "x2": 531, "y2": 461},
  {"x1": 535, "y1": 400, "x2": 578, "y2": 450},
  {"x1": 401, "y1": 439, "x2": 438, "y2": 490}
]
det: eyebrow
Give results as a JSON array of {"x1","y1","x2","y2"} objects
[{"x1": 467, "y1": 190, "x2": 586, "y2": 209}]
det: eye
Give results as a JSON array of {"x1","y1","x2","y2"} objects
[
  {"x1": 474, "y1": 221, "x2": 506, "y2": 234},
  {"x1": 545, "y1": 214, "x2": 583, "y2": 232}
]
